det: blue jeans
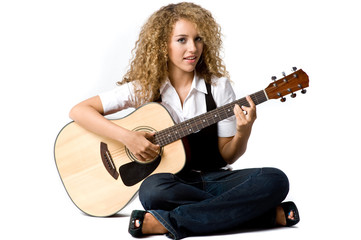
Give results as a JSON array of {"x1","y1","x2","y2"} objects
[{"x1": 139, "y1": 167, "x2": 289, "y2": 239}]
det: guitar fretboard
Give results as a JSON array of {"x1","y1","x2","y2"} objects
[{"x1": 154, "y1": 90, "x2": 268, "y2": 147}]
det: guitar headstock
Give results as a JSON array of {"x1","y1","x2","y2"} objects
[{"x1": 265, "y1": 68, "x2": 309, "y2": 102}]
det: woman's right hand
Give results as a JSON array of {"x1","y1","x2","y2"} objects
[{"x1": 123, "y1": 131, "x2": 160, "y2": 162}]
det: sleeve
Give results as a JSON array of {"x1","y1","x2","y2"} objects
[
  {"x1": 98, "y1": 82, "x2": 136, "y2": 115},
  {"x1": 212, "y1": 77, "x2": 237, "y2": 137}
]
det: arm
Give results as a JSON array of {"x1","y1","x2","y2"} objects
[
  {"x1": 218, "y1": 96, "x2": 257, "y2": 164},
  {"x1": 69, "y1": 96, "x2": 160, "y2": 162}
]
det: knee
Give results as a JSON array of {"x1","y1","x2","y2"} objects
[
  {"x1": 139, "y1": 173, "x2": 175, "y2": 210},
  {"x1": 262, "y1": 167, "x2": 289, "y2": 201}
]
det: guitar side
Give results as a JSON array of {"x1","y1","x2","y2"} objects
[{"x1": 54, "y1": 102, "x2": 186, "y2": 217}]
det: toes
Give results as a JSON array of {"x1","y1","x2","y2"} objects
[
  {"x1": 288, "y1": 210, "x2": 295, "y2": 220},
  {"x1": 132, "y1": 219, "x2": 141, "y2": 228},
  {"x1": 135, "y1": 219, "x2": 141, "y2": 228}
]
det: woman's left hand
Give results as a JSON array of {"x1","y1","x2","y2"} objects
[
  {"x1": 219, "y1": 96, "x2": 257, "y2": 164},
  {"x1": 233, "y1": 95, "x2": 257, "y2": 134}
]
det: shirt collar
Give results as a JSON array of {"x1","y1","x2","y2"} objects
[
  {"x1": 192, "y1": 74, "x2": 208, "y2": 94},
  {"x1": 159, "y1": 73, "x2": 207, "y2": 95}
]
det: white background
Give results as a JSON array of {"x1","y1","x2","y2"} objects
[{"x1": 1, "y1": 0, "x2": 360, "y2": 239}]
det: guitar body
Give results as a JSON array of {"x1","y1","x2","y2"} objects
[{"x1": 54, "y1": 103, "x2": 186, "y2": 217}]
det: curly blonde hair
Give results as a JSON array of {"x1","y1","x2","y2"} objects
[{"x1": 119, "y1": 2, "x2": 229, "y2": 106}]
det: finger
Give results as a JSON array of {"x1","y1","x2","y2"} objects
[
  {"x1": 137, "y1": 149, "x2": 157, "y2": 162},
  {"x1": 236, "y1": 103, "x2": 249, "y2": 116},
  {"x1": 234, "y1": 104, "x2": 246, "y2": 120},
  {"x1": 240, "y1": 106, "x2": 250, "y2": 117},
  {"x1": 146, "y1": 133, "x2": 161, "y2": 152},
  {"x1": 135, "y1": 153, "x2": 147, "y2": 162},
  {"x1": 144, "y1": 132, "x2": 155, "y2": 141},
  {"x1": 234, "y1": 104, "x2": 242, "y2": 114},
  {"x1": 241, "y1": 105, "x2": 257, "y2": 120},
  {"x1": 145, "y1": 145, "x2": 160, "y2": 159},
  {"x1": 246, "y1": 95, "x2": 256, "y2": 108},
  {"x1": 141, "y1": 132, "x2": 159, "y2": 149}
]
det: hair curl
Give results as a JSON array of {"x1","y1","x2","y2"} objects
[{"x1": 118, "y1": 2, "x2": 229, "y2": 106}]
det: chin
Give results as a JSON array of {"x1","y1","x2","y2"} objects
[{"x1": 181, "y1": 65, "x2": 197, "y2": 73}]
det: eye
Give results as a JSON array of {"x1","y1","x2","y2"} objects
[
  {"x1": 177, "y1": 38, "x2": 186, "y2": 43},
  {"x1": 195, "y1": 36, "x2": 202, "y2": 42}
]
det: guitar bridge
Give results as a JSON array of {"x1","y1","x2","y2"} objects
[{"x1": 100, "y1": 142, "x2": 119, "y2": 180}]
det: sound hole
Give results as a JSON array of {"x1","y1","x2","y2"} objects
[{"x1": 125, "y1": 126, "x2": 163, "y2": 163}]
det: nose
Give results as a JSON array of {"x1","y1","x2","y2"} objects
[{"x1": 187, "y1": 40, "x2": 197, "y2": 53}]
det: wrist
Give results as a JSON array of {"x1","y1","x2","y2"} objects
[
  {"x1": 115, "y1": 127, "x2": 132, "y2": 144},
  {"x1": 236, "y1": 125, "x2": 253, "y2": 138}
]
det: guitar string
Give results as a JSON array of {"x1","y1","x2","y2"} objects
[
  {"x1": 154, "y1": 90, "x2": 267, "y2": 146},
  {"x1": 154, "y1": 93, "x2": 263, "y2": 145}
]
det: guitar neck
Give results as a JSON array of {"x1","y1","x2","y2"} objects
[{"x1": 154, "y1": 89, "x2": 268, "y2": 147}]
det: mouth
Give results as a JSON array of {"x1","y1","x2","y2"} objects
[{"x1": 183, "y1": 56, "x2": 197, "y2": 63}]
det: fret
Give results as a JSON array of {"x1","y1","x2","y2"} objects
[
  {"x1": 210, "y1": 110, "x2": 221, "y2": 123},
  {"x1": 199, "y1": 117, "x2": 206, "y2": 129},
  {"x1": 238, "y1": 97, "x2": 248, "y2": 107},
  {"x1": 190, "y1": 118, "x2": 201, "y2": 132},
  {"x1": 154, "y1": 134, "x2": 163, "y2": 146},
  {"x1": 250, "y1": 94, "x2": 258, "y2": 105},
  {"x1": 172, "y1": 126, "x2": 182, "y2": 142},
  {"x1": 184, "y1": 121, "x2": 192, "y2": 134},
  {"x1": 255, "y1": 90, "x2": 268, "y2": 104},
  {"x1": 193, "y1": 118, "x2": 203, "y2": 132},
  {"x1": 224, "y1": 104, "x2": 234, "y2": 118},
  {"x1": 177, "y1": 123, "x2": 188, "y2": 138},
  {"x1": 217, "y1": 111, "x2": 226, "y2": 122},
  {"x1": 203, "y1": 113, "x2": 211, "y2": 127}
]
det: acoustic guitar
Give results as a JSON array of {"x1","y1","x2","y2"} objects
[{"x1": 54, "y1": 68, "x2": 309, "y2": 217}]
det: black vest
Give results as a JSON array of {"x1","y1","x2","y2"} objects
[
  {"x1": 157, "y1": 83, "x2": 227, "y2": 172},
  {"x1": 184, "y1": 83, "x2": 227, "y2": 171}
]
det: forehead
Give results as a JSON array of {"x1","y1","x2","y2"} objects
[{"x1": 171, "y1": 19, "x2": 199, "y2": 36}]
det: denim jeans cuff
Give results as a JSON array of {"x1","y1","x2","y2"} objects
[{"x1": 148, "y1": 210, "x2": 179, "y2": 240}]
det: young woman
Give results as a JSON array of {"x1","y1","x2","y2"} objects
[{"x1": 69, "y1": 2, "x2": 300, "y2": 239}]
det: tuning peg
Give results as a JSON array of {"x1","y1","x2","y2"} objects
[
  {"x1": 277, "y1": 93, "x2": 286, "y2": 102},
  {"x1": 292, "y1": 67, "x2": 299, "y2": 78},
  {"x1": 281, "y1": 72, "x2": 288, "y2": 82},
  {"x1": 298, "y1": 84, "x2": 307, "y2": 94},
  {"x1": 288, "y1": 88, "x2": 297, "y2": 98},
  {"x1": 271, "y1": 76, "x2": 277, "y2": 87}
]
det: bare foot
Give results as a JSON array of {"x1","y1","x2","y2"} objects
[
  {"x1": 276, "y1": 206, "x2": 295, "y2": 226},
  {"x1": 134, "y1": 213, "x2": 168, "y2": 235}
]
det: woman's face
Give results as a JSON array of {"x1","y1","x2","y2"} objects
[{"x1": 167, "y1": 19, "x2": 204, "y2": 76}]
